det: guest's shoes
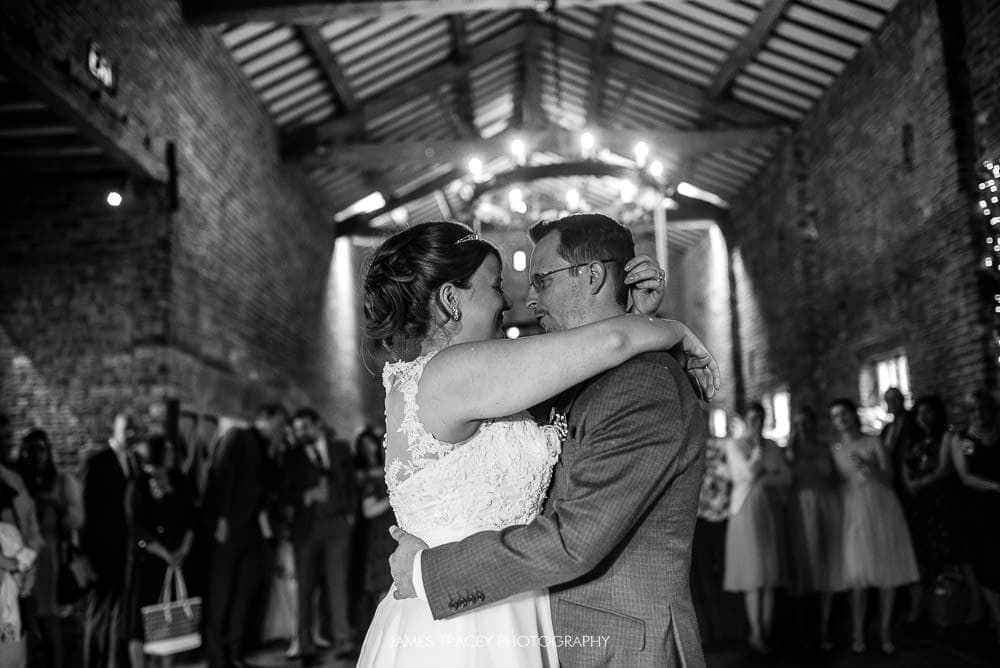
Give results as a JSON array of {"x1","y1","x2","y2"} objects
[
  {"x1": 312, "y1": 633, "x2": 332, "y2": 649},
  {"x1": 881, "y1": 638, "x2": 896, "y2": 655},
  {"x1": 286, "y1": 638, "x2": 301, "y2": 659},
  {"x1": 819, "y1": 638, "x2": 834, "y2": 652},
  {"x1": 334, "y1": 643, "x2": 360, "y2": 661},
  {"x1": 851, "y1": 638, "x2": 866, "y2": 654},
  {"x1": 748, "y1": 636, "x2": 771, "y2": 655}
]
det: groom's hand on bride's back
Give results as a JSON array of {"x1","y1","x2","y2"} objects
[{"x1": 389, "y1": 525, "x2": 428, "y2": 599}]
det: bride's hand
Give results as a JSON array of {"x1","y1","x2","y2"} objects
[
  {"x1": 388, "y1": 525, "x2": 429, "y2": 600},
  {"x1": 624, "y1": 255, "x2": 665, "y2": 316},
  {"x1": 674, "y1": 324, "x2": 720, "y2": 402}
]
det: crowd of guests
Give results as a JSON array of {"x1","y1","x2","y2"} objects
[
  {"x1": 0, "y1": 405, "x2": 395, "y2": 668},
  {"x1": 692, "y1": 388, "x2": 1000, "y2": 657}
]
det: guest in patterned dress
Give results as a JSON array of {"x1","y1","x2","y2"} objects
[
  {"x1": 723, "y1": 402, "x2": 791, "y2": 654},
  {"x1": 690, "y1": 435, "x2": 738, "y2": 645},
  {"x1": 829, "y1": 398, "x2": 918, "y2": 655},
  {"x1": 951, "y1": 390, "x2": 1000, "y2": 645},
  {"x1": 901, "y1": 395, "x2": 965, "y2": 624},
  {"x1": 785, "y1": 406, "x2": 842, "y2": 649}
]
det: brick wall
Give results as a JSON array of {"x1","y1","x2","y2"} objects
[
  {"x1": 725, "y1": 0, "x2": 991, "y2": 421},
  {"x1": 0, "y1": 0, "x2": 379, "y2": 458}
]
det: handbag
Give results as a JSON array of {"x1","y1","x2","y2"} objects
[{"x1": 141, "y1": 566, "x2": 202, "y2": 656}]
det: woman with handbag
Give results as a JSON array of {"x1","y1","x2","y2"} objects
[
  {"x1": 16, "y1": 429, "x2": 84, "y2": 668},
  {"x1": 123, "y1": 435, "x2": 197, "y2": 667}
]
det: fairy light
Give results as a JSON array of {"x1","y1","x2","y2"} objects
[{"x1": 978, "y1": 158, "x2": 1000, "y2": 366}]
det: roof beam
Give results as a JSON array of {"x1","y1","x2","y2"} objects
[
  {"x1": 448, "y1": 15, "x2": 479, "y2": 139},
  {"x1": 520, "y1": 11, "x2": 545, "y2": 129},
  {"x1": 298, "y1": 126, "x2": 786, "y2": 169},
  {"x1": 298, "y1": 25, "x2": 392, "y2": 195},
  {"x1": 183, "y1": 0, "x2": 647, "y2": 24},
  {"x1": 585, "y1": 7, "x2": 617, "y2": 126},
  {"x1": 707, "y1": 0, "x2": 792, "y2": 99},
  {"x1": 283, "y1": 26, "x2": 523, "y2": 157},
  {"x1": 335, "y1": 167, "x2": 465, "y2": 235},
  {"x1": 553, "y1": 29, "x2": 780, "y2": 126}
]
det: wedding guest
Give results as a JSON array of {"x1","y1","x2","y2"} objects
[
  {"x1": 285, "y1": 408, "x2": 358, "y2": 662},
  {"x1": 203, "y1": 405, "x2": 286, "y2": 668},
  {"x1": 951, "y1": 390, "x2": 1000, "y2": 644},
  {"x1": 829, "y1": 398, "x2": 918, "y2": 654},
  {"x1": 81, "y1": 411, "x2": 142, "y2": 668},
  {"x1": 123, "y1": 435, "x2": 197, "y2": 667},
  {"x1": 881, "y1": 387, "x2": 917, "y2": 496},
  {"x1": 0, "y1": 475, "x2": 37, "y2": 668},
  {"x1": 723, "y1": 402, "x2": 790, "y2": 654},
  {"x1": 901, "y1": 395, "x2": 965, "y2": 624},
  {"x1": 355, "y1": 429, "x2": 394, "y2": 632},
  {"x1": 17, "y1": 429, "x2": 84, "y2": 668},
  {"x1": 785, "y1": 406, "x2": 842, "y2": 649},
  {"x1": 690, "y1": 433, "x2": 741, "y2": 646}
]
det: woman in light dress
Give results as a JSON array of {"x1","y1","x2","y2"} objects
[
  {"x1": 784, "y1": 406, "x2": 842, "y2": 650},
  {"x1": 722, "y1": 402, "x2": 790, "y2": 654},
  {"x1": 355, "y1": 221, "x2": 717, "y2": 667},
  {"x1": 829, "y1": 398, "x2": 918, "y2": 655}
]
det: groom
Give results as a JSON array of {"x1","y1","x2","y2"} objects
[{"x1": 390, "y1": 213, "x2": 707, "y2": 667}]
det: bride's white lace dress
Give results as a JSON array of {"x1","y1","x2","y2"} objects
[{"x1": 357, "y1": 351, "x2": 560, "y2": 667}]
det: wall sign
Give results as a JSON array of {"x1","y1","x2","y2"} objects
[{"x1": 86, "y1": 41, "x2": 116, "y2": 94}]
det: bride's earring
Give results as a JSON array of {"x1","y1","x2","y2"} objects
[{"x1": 451, "y1": 306, "x2": 462, "y2": 321}]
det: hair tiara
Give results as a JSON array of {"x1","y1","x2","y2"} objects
[{"x1": 454, "y1": 232, "x2": 479, "y2": 245}]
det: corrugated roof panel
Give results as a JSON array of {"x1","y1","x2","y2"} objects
[
  {"x1": 242, "y1": 41, "x2": 306, "y2": 78},
  {"x1": 688, "y1": 0, "x2": 759, "y2": 25},
  {"x1": 326, "y1": 16, "x2": 417, "y2": 57},
  {"x1": 766, "y1": 36, "x2": 846, "y2": 76},
  {"x1": 630, "y1": 2, "x2": 749, "y2": 40},
  {"x1": 337, "y1": 16, "x2": 443, "y2": 70},
  {"x1": 267, "y1": 82, "x2": 328, "y2": 115},
  {"x1": 613, "y1": 38, "x2": 714, "y2": 88},
  {"x1": 731, "y1": 86, "x2": 805, "y2": 120},
  {"x1": 615, "y1": 11, "x2": 731, "y2": 69},
  {"x1": 785, "y1": 5, "x2": 870, "y2": 44},
  {"x1": 465, "y1": 12, "x2": 521, "y2": 45},
  {"x1": 773, "y1": 20, "x2": 858, "y2": 60},
  {"x1": 735, "y1": 74, "x2": 813, "y2": 112},
  {"x1": 258, "y1": 68, "x2": 322, "y2": 103},
  {"x1": 740, "y1": 62, "x2": 825, "y2": 100},
  {"x1": 230, "y1": 26, "x2": 295, "y2": 63},
  {"x1": 755, "y1": 50, "x2": 836, "y2": 87},
  {"x1": 250, "y1": 53, "x2": 312, "y2": 89},
  {"x1": 801, "y1": 0, "x2": 889, "y2": 27},
  {"x1": 221, "y1": 22, "x2": 275, "y2": 49},
  {"x1": 274, "y1": 93, "x2": 335, "y2": 127},
  {"x1": 622, "y1": 4, "x2": 743, "y2": 52}
]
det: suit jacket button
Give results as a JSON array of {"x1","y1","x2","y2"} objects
[{"x1": 477, "y1": 593, "x2": 485, "y2": 602}]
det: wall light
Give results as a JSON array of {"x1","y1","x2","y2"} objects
[
  {"x1": 106, "y1": 190, "x2": 123, "y2": 207},
  {"x1": 513, "y1": 250, "x2": 527, "y2": 272}
]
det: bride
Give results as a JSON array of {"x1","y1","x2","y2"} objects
[{"x1": 357, "y1": 221, "x2": 717, "y2": 667}]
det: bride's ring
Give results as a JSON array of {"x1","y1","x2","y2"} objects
[{"x1": 656, "y1": 271, "x2": 664, "y2": 283}]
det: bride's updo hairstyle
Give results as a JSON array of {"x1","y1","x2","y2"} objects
[{"x1": 363, "y1": 221, "x2": 500, "y2": 355}]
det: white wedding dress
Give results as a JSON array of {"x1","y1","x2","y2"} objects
[{"x1": 357, "y1": 352, "x2": 560, "y2": 667}]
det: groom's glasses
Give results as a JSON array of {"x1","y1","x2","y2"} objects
[{"x1": 529, "y1": 258, "x2": 617, "y2": 293}]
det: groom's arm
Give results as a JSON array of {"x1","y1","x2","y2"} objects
[{"x1": 418, "y1": 356, "x2": 695, "y2": 619}]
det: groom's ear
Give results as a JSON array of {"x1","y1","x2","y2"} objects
[{"x1": 586, "y1": 261, "x2": 609, "y2": 296}]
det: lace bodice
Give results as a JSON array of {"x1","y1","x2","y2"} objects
[{"x1": 381, "y1": 352, "x2": 561, "y2": 546}]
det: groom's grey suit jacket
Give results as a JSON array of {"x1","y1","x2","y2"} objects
[{"x1": 420, "y1": 351, "x2": 707, "y2": 667}]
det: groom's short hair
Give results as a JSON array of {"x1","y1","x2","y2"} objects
[{"x1": 529, "y1": 213, "x2": 635, "y2": 305}]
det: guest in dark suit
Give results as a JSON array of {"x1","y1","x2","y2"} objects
[
  {"x1": 286, "y1": 408, "x2": 358, "y2": 663},
  {"x1": 203, "y1": 404, "x2": 286, "y2": 668},
  {"x1": 881, "y1": 387, "x2": 917, "y2": 494},
  {"x1": 81, "y1": 411, "x2": 142, "y2": 668}
]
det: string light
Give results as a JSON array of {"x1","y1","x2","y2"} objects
[
  {"x1": 106, "y1": 191, "x2": 122, "y2": 207},
  {"x1": 511, "y1": 138, "x2": 526, "y2": 165},
  {"x1": 634, "y1": 141, "x2": 649, "y2": 167},
  {"x1": 580, "y1": 132, "x2": 596, "y2": 156},
  {"x1": 468, "y1": 157, "x2": 483, "y2": 181},
  {"x1": 978, "y1": 158, "x2": 1000, "y2": 366}
]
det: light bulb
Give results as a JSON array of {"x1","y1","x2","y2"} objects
[
  {"x1": 580, "y1": 132, "x2": 595, "y2": 154},
  {"x1": 634, "y1": 141, "x2": 649, "y2": 166},
  {"x1": 649, "y1": 160, "x2": 664, "y2": 178},
  {"x1": 106, "y1": 191, "x2": 123, "y2": 207}
]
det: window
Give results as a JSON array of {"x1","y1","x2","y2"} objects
[
  {"x1": 709, "y1": 408, "x2": 728, "y2": 438},
  {"x1": 761, "y1": 389, "x2": 791, "y2": 444},
  {"x1": 859, "y1": 351, "x2": 910, "y2": 431}
]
